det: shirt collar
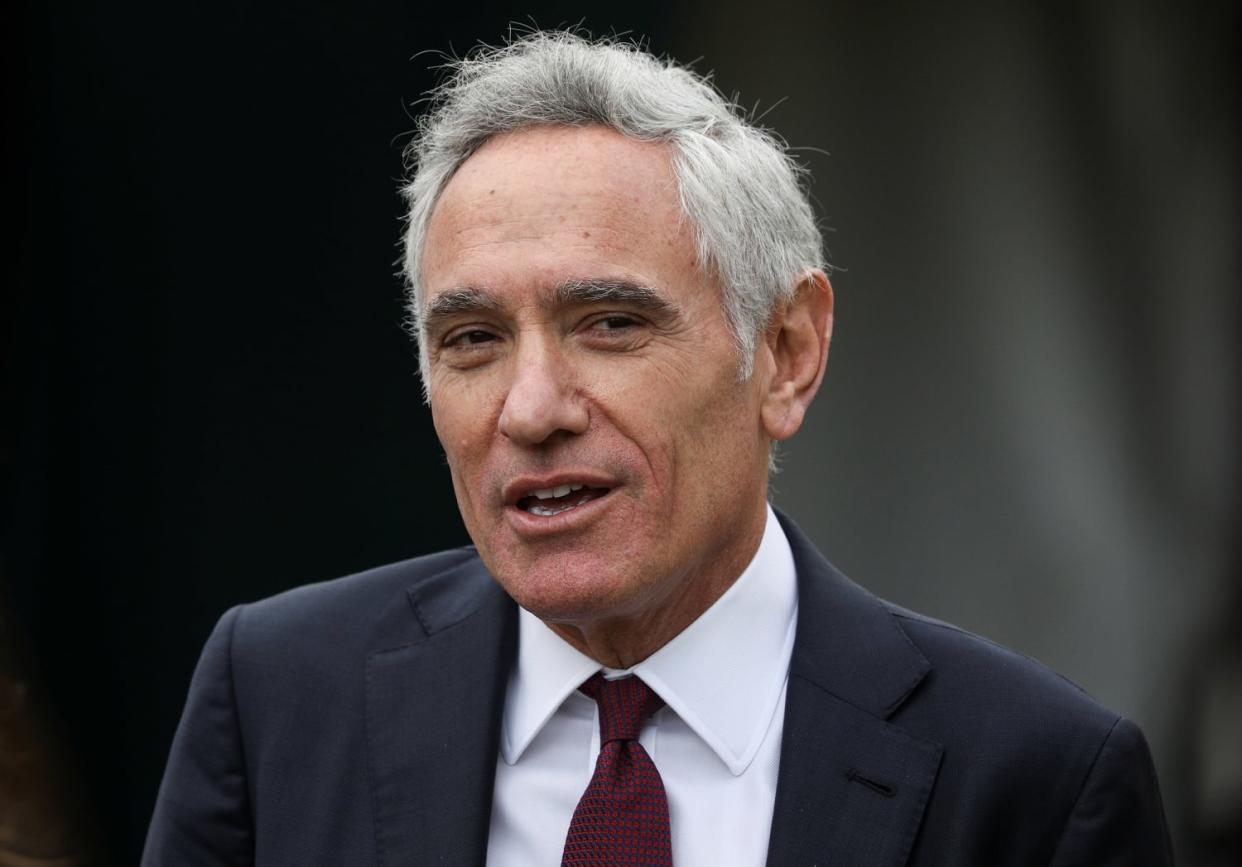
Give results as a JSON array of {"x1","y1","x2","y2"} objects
[{"x1": 500, "y1": 504, "x2": 799, "y2": 776}]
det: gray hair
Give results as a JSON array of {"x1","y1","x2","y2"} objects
[{"x1": 401, "y1": 31, "x2": 825, "y2": 386}]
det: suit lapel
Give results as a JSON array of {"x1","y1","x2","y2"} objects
[
  {"x1": 365, "y1": 555, "x2": 516, "y2": 867},
  {"x1": 767, "y1": 515, "x2": 944, "y2": 867}
]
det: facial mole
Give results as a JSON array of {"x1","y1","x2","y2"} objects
[{"x1": 583, "y1": 231, "x2": 591, "y2": 238}]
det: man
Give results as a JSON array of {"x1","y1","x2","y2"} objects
[{"x1": 144, "y1": 32, "x2": 1173, "y2": 865}]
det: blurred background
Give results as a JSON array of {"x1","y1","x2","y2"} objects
[{"x1": 5, "y1": 0, "x2": 1237, "y2": 863}]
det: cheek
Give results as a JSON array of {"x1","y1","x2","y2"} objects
[
  {"x1": 431, "y1": 376, "x2": 501, "y2": 456},
  {"x1": 430, "y1": 402, "x2": 491, "y2": 512},
  {"x1": 681, "y1": 378, "x2": 764, "y2": 481},
  {"x1": 617, "y1": 373, "x2": 757, "y2": 494}
]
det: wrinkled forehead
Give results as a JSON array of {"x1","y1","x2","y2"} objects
[{"x1": 420, "y1": 125, "x2": 694, "y2": 302}]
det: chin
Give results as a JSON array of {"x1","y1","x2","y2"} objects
[{"x1": 496, "y1": 560, "x2": 653, "y2": 626}]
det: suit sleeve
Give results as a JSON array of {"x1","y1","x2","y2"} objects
[
  {"x1": 1047, "y1": 716, "x2": 1175, "y2": 867},
  {"x1": 142, "y1": 605, "x2": 256, "y2": 866}
]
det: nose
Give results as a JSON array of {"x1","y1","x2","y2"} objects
[{"x1": 497, "y1": 340, "x2": 589, "y2": 446}]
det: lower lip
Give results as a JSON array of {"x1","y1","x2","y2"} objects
[{"x1": 505, "y1": 488, "x2": 616, "y2": 537}]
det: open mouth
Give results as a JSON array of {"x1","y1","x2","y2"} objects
[{"x1": 516, "y1": 483, "x2": 611, "y2": 517}]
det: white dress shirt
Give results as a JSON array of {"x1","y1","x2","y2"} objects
[{"x1": 486, "y1": 505, "x2": 799, "y2": 866}]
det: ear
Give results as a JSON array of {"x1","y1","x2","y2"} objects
[{"x1": 759, "y1": 270, "x2": 833, "y2": 441}]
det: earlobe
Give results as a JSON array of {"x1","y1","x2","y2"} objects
[{"x1": 760, "y1": 271, "x2": 834, "y2": 442}]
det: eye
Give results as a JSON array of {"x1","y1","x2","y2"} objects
[
  {"x1": 445, "y1": 328, "x2": 498, "y2": 347},
  {"x1": 589, "y1": 315, "x2": 641, "y2": 331},
  {"x1": 436, "y1": 327, "x2": 503, "y2": 369},
  {"x1": 577, "y1": 312, "x2": 647, "y2": 352}
]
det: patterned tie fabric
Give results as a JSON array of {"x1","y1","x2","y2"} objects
[{"x1": 561, "y1": 673, "x2": 673, "y2": 866}]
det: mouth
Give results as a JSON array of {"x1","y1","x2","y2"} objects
[{"x1": 516, "y1": 483, "x2": 611, "y2": 517}]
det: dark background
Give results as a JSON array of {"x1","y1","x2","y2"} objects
[{"x1": 6, "y1": 1, "x2": 1238, "y2": 864}]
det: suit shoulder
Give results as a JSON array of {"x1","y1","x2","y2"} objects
[
  {"x1": 885, "y1": 603, "x2": 1121, "y2": 734},
  {"x1": 875, "y1": 604, "x2": 1170, "y2": 863},
  {"x1": 246, "y1": 546, "x2": 478, "y2": 614},
  {"x1": 229, "y1": 546, "x2": 484, "y2": 653}
]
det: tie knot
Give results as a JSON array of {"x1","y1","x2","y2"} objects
[{"x1": 579, "y1": 673, "x2": 664, "y2": 743}]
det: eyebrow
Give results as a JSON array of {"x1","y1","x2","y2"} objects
[
  {"x1": 550, "y1": 279, "x2": 678, "y2": 317},
  {"x1": 422, "y1": 288, "x2": 500, "y2": 330},
  {"x1": 422, "y1": 279, "x2": 679, "y2": 332}
]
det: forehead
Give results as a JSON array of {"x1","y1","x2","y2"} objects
[{"x1": 421, "y1": 125, "x2": 700, "y2": 302}]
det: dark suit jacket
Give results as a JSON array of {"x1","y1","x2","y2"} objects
[{"x1": 143, "y1": 515, "x2": 1174, "y2": 865}]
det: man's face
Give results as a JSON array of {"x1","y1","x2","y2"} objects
[{"x1": 421, "y1": 125, "x2": 772, "y2": 640}]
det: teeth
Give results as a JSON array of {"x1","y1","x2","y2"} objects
[
  {"x1": 529, "y1": 501, "x2": 580, "y2": 516},
  {"x1": 530, "y1": 483, "x2": 586, "y2": 500},
  {"x1": 522, "y1": 482, "x2": 595, "y2": 516}
]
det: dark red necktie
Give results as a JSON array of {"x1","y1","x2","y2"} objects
[{"x1": 561, "y1": 673, "x2": 673, "y2": 866}]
